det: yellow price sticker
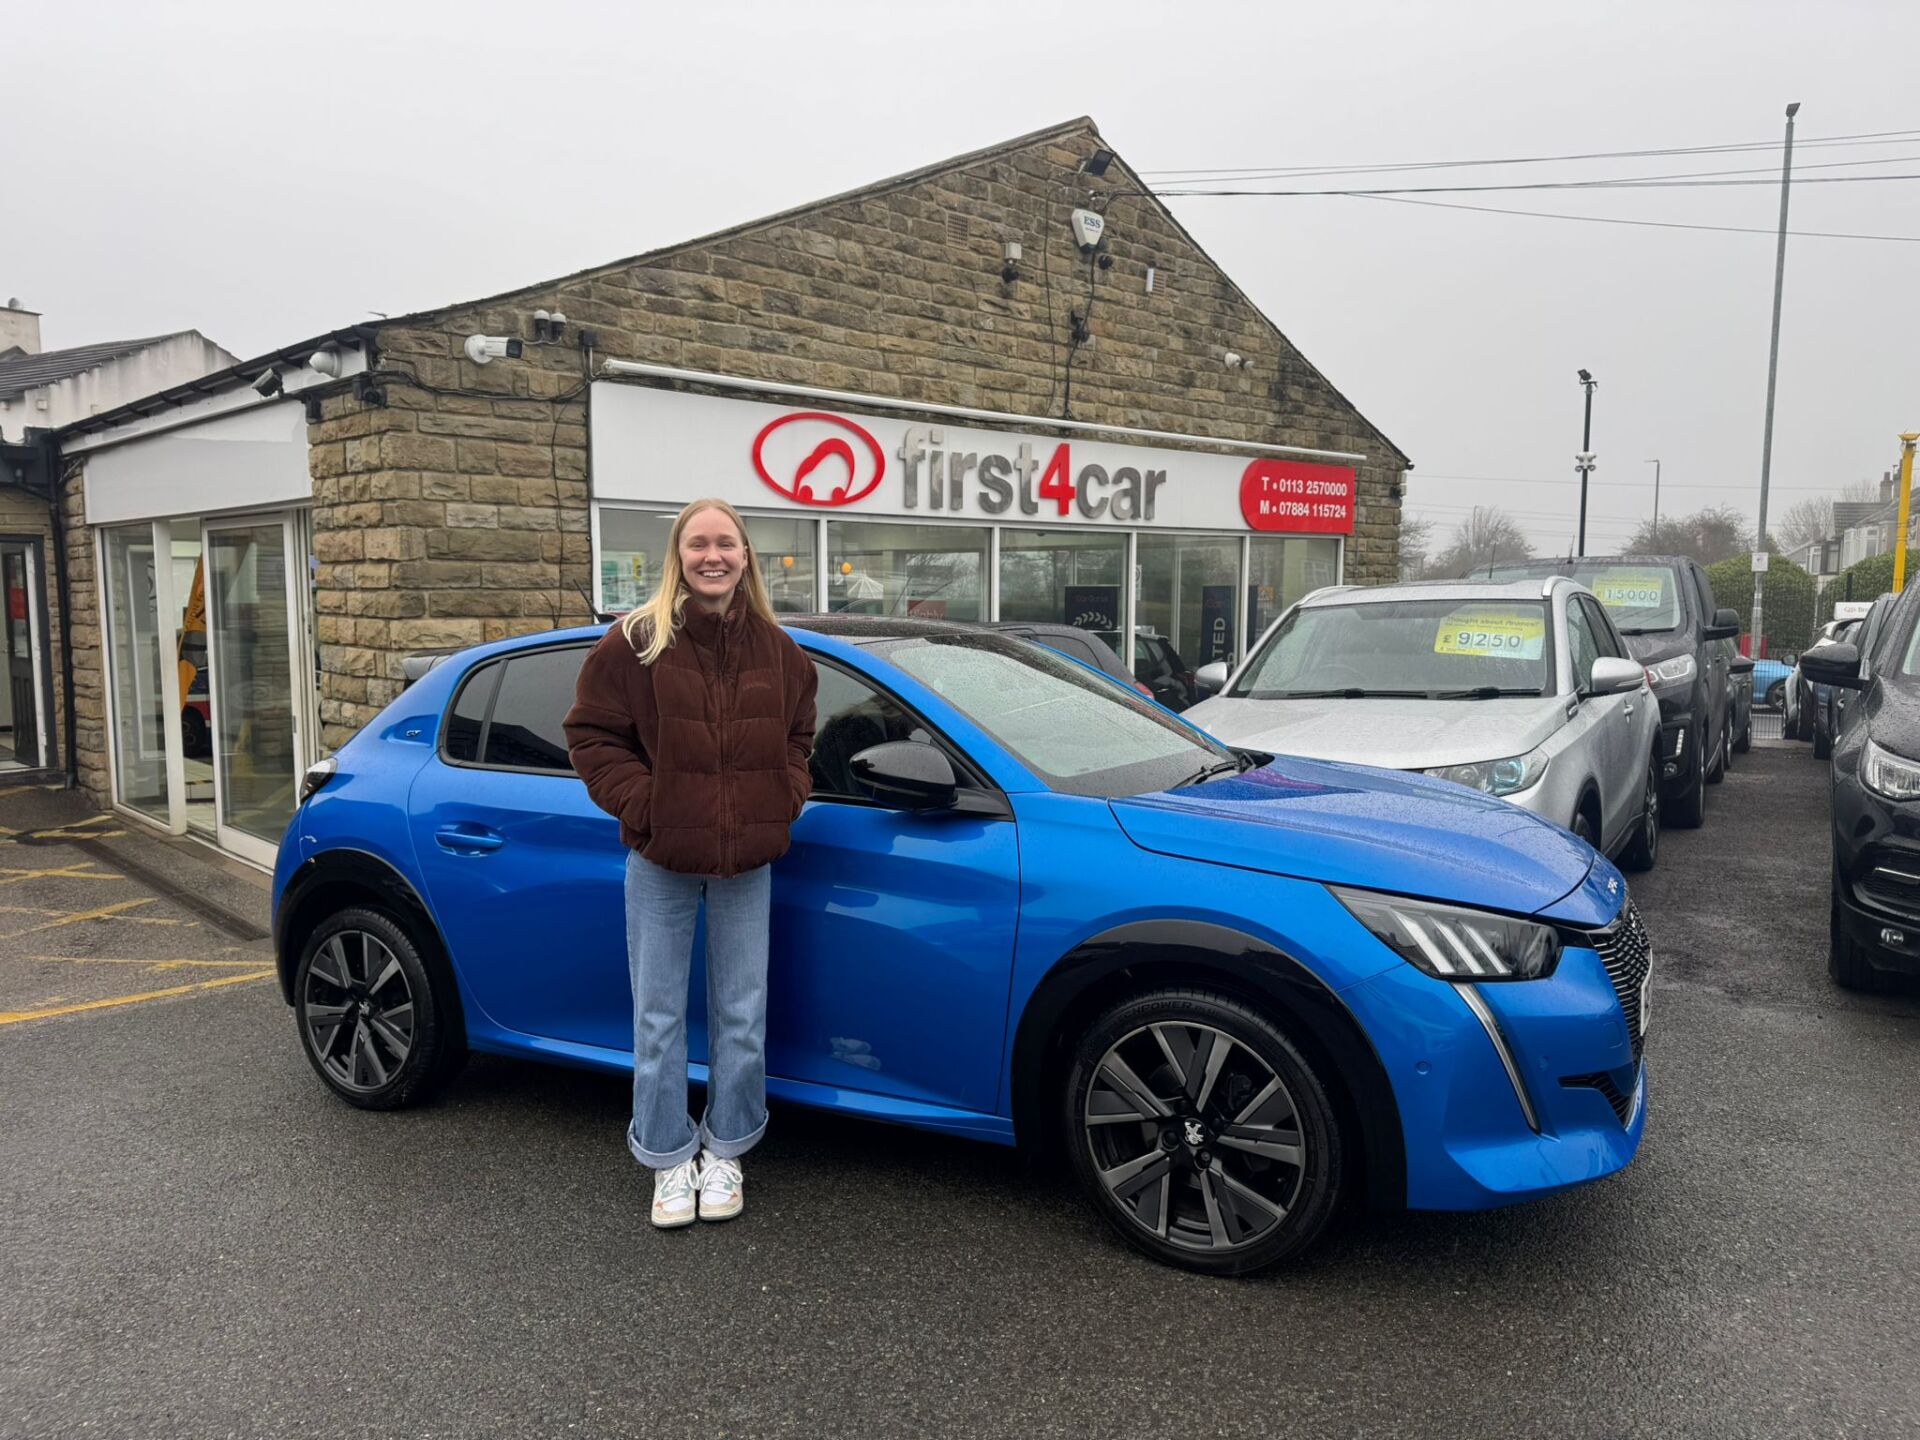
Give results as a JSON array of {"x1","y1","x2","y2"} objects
[
  {"x1": 1435, "y1": 608, "x2": 1546, "y2": 659},
  {"x1": 1593, "y1": 569, "x2": 1667, "y2": 609}
]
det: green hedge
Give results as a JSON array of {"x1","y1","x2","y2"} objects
[
  {"x1": 1706, "y1": 554, "x2": 1815, "y2": 656},
  {"x1": 1817, "y1": 552, "x2": 1897, "y2": 626}
]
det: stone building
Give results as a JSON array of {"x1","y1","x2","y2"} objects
[{"x1": 33, "y1": 117, "x2": 1409, "y2": 866}]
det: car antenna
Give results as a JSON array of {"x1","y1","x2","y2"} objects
[{"x1": 576, "y1": 586, "x2": 616, "y2": 624}]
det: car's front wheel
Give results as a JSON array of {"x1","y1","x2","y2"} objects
[
  {"x1": 1064, "y1": 989, "x2": 1343, "y2": 1276},
  {"x1": 1707, "y1": 710, "x2": 1729, "y2": 784},
  {"x1": 295, "y1": 907, "x2": 466, "y2": 1110},
  {"x1": 1619, "y1": 749, "x2": 1660, "y2": 872},
  {"x1": 1669, "y1": 723, "x2": 1707, "y2": 828},
  {"x1": 1813, "y1": 706, "x2": 1834, "y2": 760}
]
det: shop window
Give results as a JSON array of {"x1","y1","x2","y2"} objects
[
  {"x1": 1136, "y1": 534, "x2": 1243, "y2": 675},
  {"x1": 598, "y1": 508, "x2": 816, "y2": 615},
  {"x1": 998, "y1": 529, "x2": 1126, "y2": 654},
  {"x1": 827, "y1": 521, "x2": 988, "y2": 621},
  {"x1": 1248, "y1": 535, "x2": 1341, "y2": 643},
  {"x1": 103, "y1": 525, "x2": 168, "y2": 821}
]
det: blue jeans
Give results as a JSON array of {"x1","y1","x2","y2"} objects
[{"x1": 624, "y1": 851, "x2": 771, "y2": 1169}]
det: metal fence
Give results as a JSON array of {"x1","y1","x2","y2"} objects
[{"x1": 1750, "y1": 707, "x2": 1787, "y2": 744}]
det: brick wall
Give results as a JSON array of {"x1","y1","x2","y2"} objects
[{"x1": 310, "y1": 125, "x2": 1408, "y2": 748}]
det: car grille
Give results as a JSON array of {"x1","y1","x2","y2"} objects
[
  {"x1": 1561, "y1": 1070, "x2": 1634, "y2": 1125},
  {"x1": 1855, "y1": 855, "x2": 1920, "y2": 918},
  {"x1": 1591, "y1": 899, "x2": 1651, "y2": 1065}
]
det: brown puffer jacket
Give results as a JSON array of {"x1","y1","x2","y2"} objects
[{"x1": 563, "y1": 592, "x2": 817, "y2": 877}]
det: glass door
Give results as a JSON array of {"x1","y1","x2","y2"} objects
[
  {"x1": 204, "y1": 516, "x2": 304, "y2": 866},
  {"x1": 0, "y1": 541, "x2": 46, "y2": 768}
]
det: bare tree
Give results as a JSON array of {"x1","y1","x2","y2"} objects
[
  {"x1": 1428, "y1": 507, "x2": 1535, "y2": 578},
  {"x1": 1624, "y1": 506, "x2": 1753, "y2": 566},
  {"x1": 1398, "y1": 514, "x2": 1434, "y2": 579},
  {"x1": 1775, "y1": 479, "x2": 1885, "y2": 550}
]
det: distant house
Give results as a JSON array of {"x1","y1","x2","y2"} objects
[
  {"x1": 1832, "y1": 477, "x2": 1916, "y2": 572},
  {"x1": 0, "y1": 301, "x2": 235, "y2": 442}
]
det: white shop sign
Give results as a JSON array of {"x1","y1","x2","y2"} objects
[{"x1": 589, "y1": 383, "x2": 1355, "y2": 535}]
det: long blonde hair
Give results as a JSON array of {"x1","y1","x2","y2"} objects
[{"x1": 620, "y1": 497, "x2": 779, "y2": 666}]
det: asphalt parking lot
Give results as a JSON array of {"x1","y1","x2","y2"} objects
[{"x1": 3, "y1": 748, "x2": 1917, "y2": 1440}]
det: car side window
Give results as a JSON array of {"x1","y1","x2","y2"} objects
[
  {"x1": 1052, "y1": 635, "x2": 1101, "y2": 669},
  {"x1": 443, "y1": 645, "x2": 588, "y2": 772},
  {"x1": 1690, "y1": 565, "x2": 1715, "y2": 630},
  {"x1": 1580, "y1": 596, "x2": 1626, "y2": 659},
  {"x1": 809, "y1": 661, "x2": 938, "y2": 801},
  {"x1": 1565, "y1": 599, "x2": 1602, "y2": 694}
]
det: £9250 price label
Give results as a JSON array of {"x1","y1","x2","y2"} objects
[{"x1": 1434, "y1": 608, "x2": 1546, "y2": 659}]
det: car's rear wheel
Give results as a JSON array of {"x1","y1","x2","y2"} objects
[
  {"x1": 1733, "y1": 707, "x2": 1752, "y2": 754},
  {"x1": 1830, "y1": 888, "x2": 1899, "y2": 993},
  {"x1": 1813, "y1": 708, "x2": 1833, "y2": 760},
  {"x1": 1619, "y1": 750, "x2": 1660, "y2": 872},
  {"x1": 1765, "y1": 680, "x2": 1786, "y2": 713},
  {"x1": 295, "y1": 906, "x2": 466, "y2": 1109},
  {"x1": 1668, "y1": 723, "x2": 1707, "y2": 828},
  {"x1": 1707, "y1": 710, "x2": 1729, "y2": 784},
  {"x1": 1064, "y1": 989, "x2": 1343, "y2": 1276}
]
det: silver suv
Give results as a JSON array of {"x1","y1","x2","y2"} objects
[{"x1": 1186, "y1": 577, "x2": 1663, "y2": 869}]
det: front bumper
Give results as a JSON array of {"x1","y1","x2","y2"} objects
[
  {"x1": 1656, "y1": 708, "x2": 1699, "y2": 795},
  {"x1": 1341, "y1": 931, "x2": 1647, "y2": 1211},
  {"x1": 1831, "y1": 772, "x2": 1920, "y2": 976}
]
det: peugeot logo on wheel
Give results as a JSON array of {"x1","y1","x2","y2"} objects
[{"x1": 1182, "y1": 1119, "x2": 1206, "y2": 1147}]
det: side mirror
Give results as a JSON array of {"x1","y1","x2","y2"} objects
[
  {"x1": 850, "y1": 740, "x2": 958, "y2": 810},
  {"x1": 1195, "y1": 662, "x2": 1230, "y2": 694},
  {"x1": 1730, "y1": 656, "x2": 1755, "y2": 675},
  {"x1": 1705, "y1": 607, "x2": 1742, "y2": 642},
  {"x1": 1590, "y1": 656, "x2": 1645, "y2": 697},
  {"x1": 1780, "y1": 653, "x2": 1796, "y2": 668},
  {"x1": 1799, "y1": 643, "x2": 1863, "y2": 691}
]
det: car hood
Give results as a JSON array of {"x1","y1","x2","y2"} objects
[
  {"x1": 1621, "y1": 631, "x2": 1690, "y2": 665},
  {"x1": 1185, "y1": 695, "x2": 1564, "y2": 770},
  {"x1": 1110, "y1": 755, "x2": 1595, "y2": 917}
]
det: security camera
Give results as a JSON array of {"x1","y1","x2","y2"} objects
[
  {"x1": 464, "y1": 335, "x2": 525, "y2": 365},
  {"x1": 307, "y1": 346, "x2": 342, "y2": 379},
  {"x1": 251, "y1": 369, "x2": 283, "y2": 398},
  {"x1": 1069, "y1": 208, "x2": 1106, "y2": 254},
  {"x1": 1223, "y1": 351, "x2": 1245, "y2": 369}
]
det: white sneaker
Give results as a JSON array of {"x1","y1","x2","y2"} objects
[
  {"x1": 651, "y1": 1156, "x2": 702, "y2": 1229},
  {"x1": 698, "y1": 1148, "x2": 744, "y2": 1221}
]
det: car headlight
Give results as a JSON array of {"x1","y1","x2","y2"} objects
[
  {"x1": 298, "y1": 757, "x2": 338, "y2": 805},
  {"x1": 1646, "y1": 654, "x2": 1696, "y2": 688},
  {"x1": 1423, "y1": 745, "x2": 1550, "y2": 796},
  {"x1": 1332, "y1": 887, "x2": 1562, "y2": 981},
  {"x1": 1862, "y1": 737, "x2": 1920, "y2": 801}
]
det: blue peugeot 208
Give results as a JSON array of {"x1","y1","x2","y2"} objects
[{"x1": 274, "y1": 617, "x2": 1650, "y2": 1275}]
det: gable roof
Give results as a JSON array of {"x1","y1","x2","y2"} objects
[{"x1": 0, "y1": 334, "x2": 187, "y2": 399}]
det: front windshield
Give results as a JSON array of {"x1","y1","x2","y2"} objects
[
  {"x1": 1487, "y1": 562, "x2": 1685, "y2": 632},
  {"x1": 1232, "y1": 599, "x2": 1554, "y2": 698},
  {"x1": 877, "y1": 633, "x2": 1232, "y2": 798}
]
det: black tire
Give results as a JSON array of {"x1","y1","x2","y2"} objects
[
  {"x1": 1619, "y1": 750, "x2": 1660, "y2": 872},
  {"x1": 1064, "y1": 988, "x2": 1343, "y2": 1276},
  {"x1": 1830, "y1": 888, "x2": 1898, "y2": 993},
  {"x1": 1813, "y1": 711, "x2": 1833, "y2": 761},
  {"x1": 1733, "y1": 710, "x2": 1752, "y2": 754},
  {"x1": 1765, "y1": 681, "x2": 1786, "y2": 712},
  {"x1": 294, "y1": 906, "x2": 467, "y2": 1110},
  {"x1": 1668, "y1": 724, "x2": 1707, "y2": 829},
  {"x1": 1570, "y1": 805, "x2": 1600, "y2": 851},
  {"x1": 1707, "y1": 709, "x2": 1728, "y2": 784}
]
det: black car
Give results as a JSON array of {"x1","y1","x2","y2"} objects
[
  {"x1": 1801, "y1": 586, "x2": 1920, "y2": 991},
  {"x1": 1490, "y1": 555, "x2": 1740, "y2": 827},
  {"x1": 1131, "y1": 630, "x2": 1199, "y2": 712},
  {"x1": 985, "y1": 622, "x2": 1150, "y2": 697}
]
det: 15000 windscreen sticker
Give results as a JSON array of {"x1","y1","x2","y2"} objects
[
  {"x1": 1592, "y1": 569, "x2": 1668, "y2": 610},
  {"x1": 1434, "y1": 608, "x2": 1546, "y2": 659}
]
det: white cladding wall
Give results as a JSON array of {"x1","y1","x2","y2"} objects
[{"x1": 83, "y1": 400, "x2": 312, "y2": 525}]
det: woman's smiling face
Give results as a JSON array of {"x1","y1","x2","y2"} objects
[{"x1": 680, "y1": 507, "x2": 747, "y2": 611}]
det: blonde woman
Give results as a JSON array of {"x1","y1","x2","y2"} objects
[{"x1": 564, "y1": 498, "x2": 817, "y2": 1228}]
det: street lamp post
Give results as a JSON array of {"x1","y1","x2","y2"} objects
[
  {"x1": 1751, "y1": 101, "x2": 1801, "y2": 657},
  {"x1": 1645, "y1": 458, "x2": 1662, "y2": 532},
  {"x1": 1576, "y1": 369, "x2": 1598, "y2": 556}
]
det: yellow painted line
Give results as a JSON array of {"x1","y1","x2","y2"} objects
[
  {"x1": 0, "y1": 864, "x2": 125, "y2": 887},
  {"x1": 27, "y1": 828, "x2": 127, "y2": 841},
  {"x1": 23, "y1": 955, "x2": 268, "y2": 970},
  {"x1": 0, "y1": 969, "x2": 274, "y2": 1025},
  {"x1": 0, "y1": 784, "x2": 65, "y2": 800},
  {"x1": 0, "y1": 897, "x2": 156, "y2": 937}
]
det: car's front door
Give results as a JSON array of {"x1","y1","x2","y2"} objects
[
  {"x1": 1580, "y1": 595, "x2": 1643, "y2": 845},
  {"x1": 771, "y1": 656, "x2": 1021, "y2": 1116},
  {"x1": 406, "y1": 643, "x2": 631, "y2": 1050},
  {"x1": 1562, "y1": 598, "x2": 1626, "y2": 843}
]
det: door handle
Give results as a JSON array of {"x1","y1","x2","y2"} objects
[
  {"x1": 1623, "y1": 703, "x2": 1634, "y2": 718},
  {"x1": 435, "y1": 824, "x2": 505, "y2": 853}
]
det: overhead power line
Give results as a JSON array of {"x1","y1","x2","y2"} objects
[
  {"x1": 1137, "y1": 128, "x2": 1920, "y2": 180},
  {"x1": 1147, "y1": 171, "x2": 1920, "y2": 197},
  {"x1": 1354, "y1": 193, "x2": 1920, "y2": 244}
]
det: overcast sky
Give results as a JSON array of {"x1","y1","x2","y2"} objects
[{"x1": 9, "y1": 0, "x2": 1918, "y2": 556}]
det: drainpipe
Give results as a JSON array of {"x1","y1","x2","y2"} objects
[{"x1": 37, "y1": 432, "x2": 79, "y2": 789}]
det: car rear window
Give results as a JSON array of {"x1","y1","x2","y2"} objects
[{"x1": 443, "y1": 645, "x2": 587, "y2": 773}]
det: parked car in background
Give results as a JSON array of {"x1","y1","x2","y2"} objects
[
  {"x1": 1800, "y1": 587, "x2": 1920, "y2": 990},
  {"x1": 1487, "y1": 556, "x2": 1739, "y2": 827},
  {"x1": 1731, "y1": 655, "x2": 1754, "y2": 755},
  {"x1": 1824, "y1": 599, "x2": 1893, "y2": 760},
  {"x1": 275, "y1": 618, "x2": 1652, "y2": 1274},
  {"x1": 1132, "y1": 629, "x2": 1200, "y2": 712},
  {"x1": 1753, "y1": 656, "x2": 1795, "y2": 713},
  {"x1": 987, "y1": 621, "x2": 1151, "y2": 697},
  {"x1": 1185, "y1": 577, "x2": 1662, "y2": 865}
]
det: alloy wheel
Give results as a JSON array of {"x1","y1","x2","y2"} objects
[
  {"x1": 1644, "y1": 761, "x2": 1660, "y2": 863},
  {"x1": 1083, "y1": 1021, "x2": 1306, "y2": 1254},
  {"x1": 302, "y1": 930, "x2": 417, "y2": 1093}
]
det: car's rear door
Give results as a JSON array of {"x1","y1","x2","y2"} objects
[
  {"x1": 406, "y1": 643, "x2": 631, "y2": 1050},
  {"x1": 1581, "y1": 595, "x2": 1646, "y2": 846},
  {"x1": 1562, "y1": 597, "x2": 1630, "y2": 839},
  {"x1": 771, "y1": 653, "x2": 1021, "y2": 1115}
]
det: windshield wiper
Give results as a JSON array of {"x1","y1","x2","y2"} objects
[
  {"x1": 1268, "y1": 687, "x2": 1428, "y2": 699},
  {"x1": 1429, "y1": 686, "x2": 1539, "y2": 699},
  {"x1": 1174, "y1": 756, "x2": 1247, "y2": 789}
]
